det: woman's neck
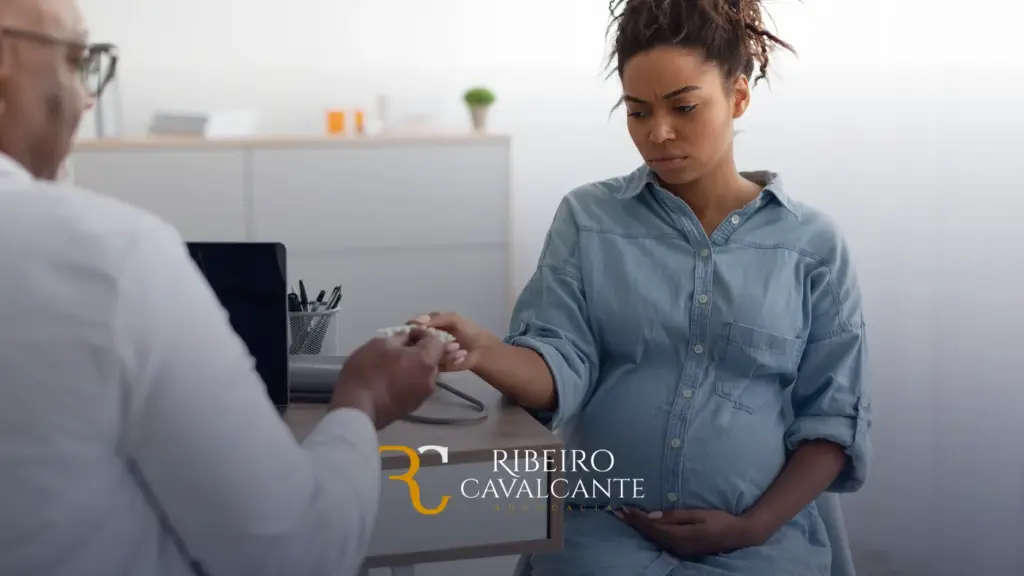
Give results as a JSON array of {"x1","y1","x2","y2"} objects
[{"x1": 661, "y1": 160, "x2": 761, "y2": 224}]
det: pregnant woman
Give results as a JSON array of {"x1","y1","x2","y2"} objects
[{"x1": 411, "y1": 0, "x2": 870, "y2": 573}]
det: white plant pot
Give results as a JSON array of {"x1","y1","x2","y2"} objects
[{"x1": 469, "y1": 105, "x2": 490, "y2": 132}]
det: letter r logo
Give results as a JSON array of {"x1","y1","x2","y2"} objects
[{"x1": 379, "y1": 445, "x2": 452, "y2": 515}]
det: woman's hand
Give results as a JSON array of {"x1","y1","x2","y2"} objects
[
  {"x1": 407, "y1": 312, "x2": 502, "y2": 372},
  {"x1": 615, "y1": 507, "x2": 766, "y2": 558}
]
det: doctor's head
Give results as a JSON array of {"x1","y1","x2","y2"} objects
[
  {"x1": 0, "y1": 0, "x2": 115, "y2": 180},
  {"x1": 607, "y1": 0, "x2": 793, "y2": 187}
]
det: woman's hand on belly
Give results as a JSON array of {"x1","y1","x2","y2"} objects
[{"x1": 614, "y1": 506, "x2": 764, "y2": 558}]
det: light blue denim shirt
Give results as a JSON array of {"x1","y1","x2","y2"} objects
[{"x1": 507, "y1": 166, "x2": 870, "y2": 576}]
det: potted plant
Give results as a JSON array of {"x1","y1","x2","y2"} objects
[{"x1": 463, "y1": 86, "x2": 495, "y2": 132}]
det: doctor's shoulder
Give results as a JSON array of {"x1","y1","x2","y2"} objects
[{"x1": 25, "y1": 179, "x2": 185, "y2": 266}]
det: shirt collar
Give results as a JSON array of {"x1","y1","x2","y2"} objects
[
  {"x1": 615, "y1": 164, "x2": 801, "y2": 218},
  {"x1": 0, "y1": 152, "x2": 35, "y2": 187}
]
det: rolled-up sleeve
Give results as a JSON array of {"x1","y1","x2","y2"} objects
[
  {"x1": 504, "y1": 198, "x2": 598, "y2": 429},
  {"x1": 785, "y1": 235, "x2": 871, "y2": 493}
]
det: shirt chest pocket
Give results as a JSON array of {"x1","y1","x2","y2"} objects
[{"x1": 713, "y1": 322, "x2": 804, "y2": 414}]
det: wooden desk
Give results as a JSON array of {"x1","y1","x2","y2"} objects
[{"x1": 283, "y1": 372, "x2": 563, "y2": 572}]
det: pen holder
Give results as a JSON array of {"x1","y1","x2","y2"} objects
[{"x1": 288, "y1": 308, "x2": 342, "y2": 356}]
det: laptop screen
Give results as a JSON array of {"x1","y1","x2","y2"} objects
[{"x1": 187, "y1": 242, "x2": 289, "y2": 410}]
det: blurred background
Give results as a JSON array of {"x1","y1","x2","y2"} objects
[{"x1": 75, "y1": 0, "x2": 1024, "y2": 574}]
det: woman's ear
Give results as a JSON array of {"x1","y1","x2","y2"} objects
[{"x1": 731, "y1": 75, "x2": 750, "y2": 119}]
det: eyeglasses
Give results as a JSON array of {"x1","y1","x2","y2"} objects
[{"x1": 0, "y1": 27, "x2": 118, "y2": 98}]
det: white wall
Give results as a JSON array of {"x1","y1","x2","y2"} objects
[
  {"x1": 79, "y1": 0, "x2": 1023, "y2": 574},
  {"x1": 77, "y1": 0, "x2": 645, "y2": 294}
]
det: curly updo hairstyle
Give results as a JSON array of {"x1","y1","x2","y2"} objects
[{"x1": 607, "y1": 0, "x2": 795, "y2": 87}]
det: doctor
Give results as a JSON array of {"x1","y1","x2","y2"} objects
[{"x1": 0, "y1": 1, "x2": 454, "y2": 575}]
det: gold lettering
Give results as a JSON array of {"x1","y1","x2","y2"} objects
[{"x1": 379, "y1": 446, "x2": 451, "y2": 515}]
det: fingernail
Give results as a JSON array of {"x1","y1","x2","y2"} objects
[
  {"x1": 647, "y1": 511, "x2": 662, "y2": 519},
  {"x1": 445, "y1": 342, "x2": 460, "y2": 352},
  {"x1": 415, "y1": 315, "x2": 431, "y2": 324},
  {"x1": 612, "y1": 510, "x2": 623, "y2": 519}
]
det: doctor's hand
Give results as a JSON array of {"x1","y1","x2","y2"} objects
[
  {"x1": 330, "y1": 328, "x2": 446, "y2": 429},
  {"x1": 407, "y1": 312, "x2": 502, "y2": 372},
  {"x1": 616, "y1": 507, "x2": 765, "y2": 558}
]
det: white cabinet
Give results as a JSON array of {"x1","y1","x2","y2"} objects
[
  {"x1": 70, "y1": 147, "x2": 248, "y2": 241},
  {"x1": 250, "y1": 144, "x2": 509, "y2": 248},
  {"x1": 71, "y1": 135, "x2": 513, "y2": 354}
]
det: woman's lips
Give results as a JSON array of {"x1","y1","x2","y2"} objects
[{"x1": 648, "y1": 156, "x2": 688, "y2": 169}]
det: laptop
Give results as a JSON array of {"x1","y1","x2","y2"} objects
[{"x1": 187, "y1": 241, "x2": 290, "y2": 414}]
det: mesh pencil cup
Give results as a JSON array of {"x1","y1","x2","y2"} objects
[{"x1": 288, "y1": 308, "x2": 342, "y2": 355}]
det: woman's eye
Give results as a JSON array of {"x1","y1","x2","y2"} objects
[
  {"x1": 627, "y1": 111, "x2": 649, "y2": 118},
  {"x1": 675, "y1": 105, "x2": 697, "y2": 113}
]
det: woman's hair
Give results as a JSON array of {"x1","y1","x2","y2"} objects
[{"x1": 606, "y1": 0, "x2": 795, "y2": 86}]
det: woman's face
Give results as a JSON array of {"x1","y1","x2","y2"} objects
[{"x1": 621, "y1": 45, "x2": 750, "y2": 187}]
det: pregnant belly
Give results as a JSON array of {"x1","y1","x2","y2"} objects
[{"x1": 567, "y1": 385, "x2": 788, "y2": 514}]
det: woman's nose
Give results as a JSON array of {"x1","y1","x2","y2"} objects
[{"x1": 649, "y1": 120, "x2": 675, "y2": 143}]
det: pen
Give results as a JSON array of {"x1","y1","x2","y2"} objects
[
  {"x1": 309, "y1": 289, "x2": 326, "y2": 312},
  {"x1": 298, "y1": 280, "x2": 309, "y2": 312},
  {"x1": 304, "y1": 288, "x2": 333, "y2": 344},
  {"x1": 327, "y1": 288, "x2": 342, "y2": 310},
  {"x1": 287, "y1": 293, "x2": 301, "y2": 313},
  {"x1": 325, "y1": 286, "x2": 339, "y2": 309}
]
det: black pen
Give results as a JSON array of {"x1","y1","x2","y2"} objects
[
  {"x1": 298, "y1": 280, "x2": 309, "y2": 311},
  {"x1": 326, "y1": 289, "x2": 341, "y2": 311},
  {"x1": 307, "y1": 289, "x2": 324, "y2": 312}
]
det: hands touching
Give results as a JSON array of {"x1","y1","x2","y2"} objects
[
  {"x1": 328, "y1": 313, "x2": 501, "y2": 428},
  {"x1": 406, "y1": 312, "x2": 502, "y2": 372},
  {"x1": 329, "y1": 327, "x2": 446, "y2": 429}
]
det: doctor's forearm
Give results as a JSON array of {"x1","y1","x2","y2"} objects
[
  {"x1": 472, "y1": 341, "x2": 556, "y2": 411},
  {"x1": 741, "y1": 440, "x2": 847, "y2": 543},
  {"x1": 297, "y1": 410, "x2": 382, "y2": 576}
]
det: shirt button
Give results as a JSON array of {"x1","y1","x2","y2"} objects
[
  {"x1": 700, "y1": 248, "x2": 709, "y2": 257},
  {"x1": 670, "y1": 438, "x2": 681, "y2": 448},
  {"x1": 693, "y1": 344, "x2": 704, "y2": 354},
  {"x1": 730, "y1": 215, "x2": 741, "y2": 224},
  {"x1": 682, "y1": 389, "x2": 693, "y2": 398},
  {"x1": 667, "y1": 493, "x2": 678, "y2": 502},
  {"x1": 697, "y1": 294, "x2": 708, "y2": 304}
]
